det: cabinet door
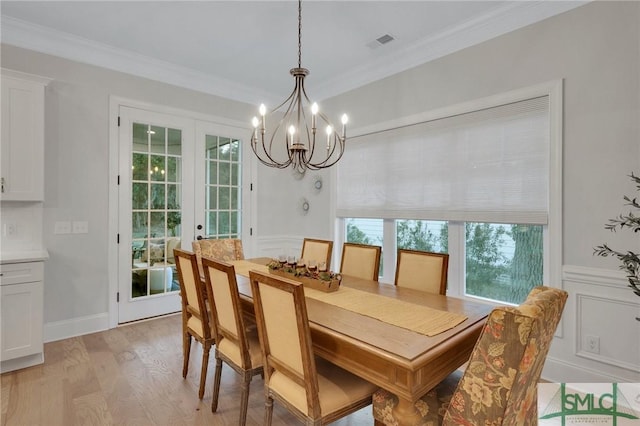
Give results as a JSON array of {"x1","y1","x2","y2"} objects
[
  {"x1": 0, "y1": 74, "x2": 47, "y2": 201},
  {"x1": 0, "y1": 281, "x2": 44, "y2": 361}
]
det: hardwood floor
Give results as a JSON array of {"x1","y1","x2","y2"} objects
[{"x1": 1, "y1": 314, "x2": 373, "y2": 425}]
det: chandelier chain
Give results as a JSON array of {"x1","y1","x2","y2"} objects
[{"x1": 297, "y1": 0, "x2": 302, "y2": 68}]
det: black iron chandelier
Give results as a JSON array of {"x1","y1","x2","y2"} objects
[{"x1": 251, "y1": 0, "x2": 348, "y2": 174}]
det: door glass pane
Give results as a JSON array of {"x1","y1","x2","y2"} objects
[
  {"x1": 204, "y1": 133, "x2": 242, "y2": 239},
  {"x1": 465, "y1": 222, "x2": 543, "y2": 304},
  {"x1": 130, "y1": 122, "x2": 181, "y2": 299}
]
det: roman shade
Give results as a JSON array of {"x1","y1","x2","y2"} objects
[{"x1": 336, "y1": 96, "x2": 550, "y2": 225}]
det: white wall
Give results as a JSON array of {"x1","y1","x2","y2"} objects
[
  {"x1": 1, "y1": 1, "x2": 638, "y2": 382},
  {"x1": 0, "y1": 44, "x2": 333, "y2": 335},
  {"x1": 323, "y1": 1, "x2": 640, "y2": 382}
]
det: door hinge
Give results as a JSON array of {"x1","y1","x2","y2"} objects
[
  {"x1": 117, "y1": 233, "x2": 120, "y2": 244},
  {"x1": 117, "y1": 116, "x2": 121, "y2": 127},
  {"x1": 117, "y1": 292, "x2": 120, "y2": 303},
  {"x1": 117, "y1": 175, "x2": 120, "y2": 185}
]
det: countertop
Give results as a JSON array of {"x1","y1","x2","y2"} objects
[{"x1": 0, "y1": 249, "x2": 49, "y2": 264}]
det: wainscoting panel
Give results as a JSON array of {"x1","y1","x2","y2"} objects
[
  {"x1": 576, "y1": 293, "x2": 640, "y2": 372},
  {"x1": 545, "y1": 265, "x2": 640, "y2": 383}
]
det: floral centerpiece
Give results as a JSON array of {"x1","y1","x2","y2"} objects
[{"x1": 267, "y1": 258, "x2": 341, "y2": 293}]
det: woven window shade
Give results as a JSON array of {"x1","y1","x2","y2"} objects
[{"x1": 336, "y1": 96, "x2": 549, "y2": 225}]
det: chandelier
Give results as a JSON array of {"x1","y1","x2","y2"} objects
[{"x1": 251, "y1": 0, "x2": 348, "y2": 175}]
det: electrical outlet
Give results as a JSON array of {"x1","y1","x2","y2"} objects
[
  {"x1": 585, "y1": 335, "x2": 600, "y2": 354},
  {"x1": 4, "y1": 223, "x2": 16, "y2": 236}
]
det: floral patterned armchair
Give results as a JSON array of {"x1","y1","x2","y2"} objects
[
  {"x1": 373, "y1": 286, "x2": 568, "y2": 426},
  {"x1": 191, "y1": 238, "x2": 244, "y2": 278}
]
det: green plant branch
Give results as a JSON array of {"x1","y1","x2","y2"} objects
[{"x1": 594, "y1": 173, "x2": 640, "y2": 312}]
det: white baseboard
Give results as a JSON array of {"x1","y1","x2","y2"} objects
[
  {"x1": 1, "y1": 352, "x2": 44, "y2": 373},
  {"x1": 44, "y1": 312, "x2": 109, "y2": 343}
]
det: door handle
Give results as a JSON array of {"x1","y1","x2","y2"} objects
[
  {"x1": 197, "y1": 224, "x2": 203, "y2": 230},
  {"x1": 196, "y1": 235, "x2": 203, "y2": 240}
]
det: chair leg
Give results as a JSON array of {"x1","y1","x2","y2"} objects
[
  {"x1": 264, "y1": 395, "x2": 273, "y2": 426},
  {"x1": 198, "y1": 342, "x2": 211, "y2": 399},
  {"x1": 182, "y1": 333, "x2": 191, "y2": 378},
  {"x1": 211, "y1": 357, "x2": 223, "y2": 413},
  {"x1": 239, "y1": 373, "x2": 251, "y2": 426}
]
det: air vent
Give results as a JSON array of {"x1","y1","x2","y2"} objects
[{"x1": 376, "y1": 34, "x2": 395, "y2": 45}]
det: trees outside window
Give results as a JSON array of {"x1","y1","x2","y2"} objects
[{"x1": 345, "y1": 219, "x2": 543, "y2": 304}]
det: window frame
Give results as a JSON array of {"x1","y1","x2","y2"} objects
[{"x1": 332, "y1": 81, "x2": 563, "y2": 302}]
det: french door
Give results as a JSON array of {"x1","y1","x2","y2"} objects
[{"x1": 117, "y1": 106, "x2": 249, "y2": 323}]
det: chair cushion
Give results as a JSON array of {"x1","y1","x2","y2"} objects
[
  {"x1": 217, "y1": 330, "x2": 263, "y2": 369},
  {"x1": 315, "y1": 357, "x2": 378, "y2": 416},
  {"x1": 187, "y1": 315, "x2": 204, "y2": 338},
  {"x1": 372, "y1": 370, "x2": 462, "y2": 426},
  {"x1": 270, "y1": 356, "x2": 376, "y2": 417},
  {"x1": 142, "y1": 242, "x2": 165, "y2": 263}
]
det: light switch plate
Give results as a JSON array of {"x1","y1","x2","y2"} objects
[
  {"x1": 72, "y1": 221, "x2": 89, "y2": 234},
  {"x1": 54, "y1": 221, "x2": 71, "y2": 234}
]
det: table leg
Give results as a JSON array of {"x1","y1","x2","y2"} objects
[{"x1": 392, "y1": 396, "x2": 422, "y2": 426}]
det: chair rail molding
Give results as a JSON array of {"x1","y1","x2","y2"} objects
[{"x1": 563, "y1": 264, "x2": 628, "y2": 289}]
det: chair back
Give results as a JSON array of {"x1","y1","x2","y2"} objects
[
  {"x1": 174, "y1": 249, "x2": 211, "y2": 340},
  {"x1": 249, "y1": 270, "x2": 322, "y2": 419},
  {"x1": 443, "y1": 286, "x2": 568, "y2": 426},
  {"x1": 192, "y1": 238, "x2": 244, "y2": 278},
  {"x1": 395, "y1": 249, "x2": 449, "y2": 294},
  {"x1": 340, "y1": 242, "x2": 382, "y2": 281},
  {"x1": 301, "y1": 238, "x2": 333, "y2": 269},
  {"x1": 202, "y1": 258, "x2": 252, "y2": 369}
]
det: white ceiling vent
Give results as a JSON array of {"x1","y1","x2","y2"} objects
[
  {"x1": 376, "y1": 34, "x2": 395, "y2": 45},
  {"x1": 366, "y1": 33, "x2": 396, "y2": 50}
]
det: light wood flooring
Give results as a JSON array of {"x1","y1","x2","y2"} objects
[{"x1": 1, "y1": 313, "x2": 373, "y2": 425}]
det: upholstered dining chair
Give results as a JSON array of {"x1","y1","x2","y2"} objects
[
  {"x1": 173, "y1": 248, "x2": 215, "y2": 399},
  {"x1": 300, "y1": 238, "x2": 333, "y2": 270},
  {"x1": 192, "y1": 238, "x2": 245, "y2": 278},
  {"x1": 395, "y1": 249, "x2": 449, "y2": 294},
  {"x1": 372, "y1": 285, "x2": 568, "y2": 426},
  {"x1": 202, "y1": 258, "x2": 263, "y2": 425},
  {"x1": 248, "y1": 270, "x2": 378, "y2": 426},
  {"x1": 340, "y1": 242, "x2": 382, "y2": 281}
]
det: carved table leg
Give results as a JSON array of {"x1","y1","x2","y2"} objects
[{"x1": 392, "y1": 396, "x2": 422, "y2": 426}]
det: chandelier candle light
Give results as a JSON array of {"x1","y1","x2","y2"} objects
[{"x1": 251, "y1": 0, "x2": 348, "y2": 174}]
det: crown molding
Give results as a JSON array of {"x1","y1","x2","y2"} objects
[
  {"x1": 0, "y1": 15, "x2": 279, "y2": 105},
  {"x1": 1, "y1": 1, "x2": 588, "y2": 103}
]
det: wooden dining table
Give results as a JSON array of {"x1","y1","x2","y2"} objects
[{"x1": 232, "y1": 258, "x2": 492, "y2": 426}]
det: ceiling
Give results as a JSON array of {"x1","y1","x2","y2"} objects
[{"x1": 1, "y1": 1, "x2": 585, "y2": 105}]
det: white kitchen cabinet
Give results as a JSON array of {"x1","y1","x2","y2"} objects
[
  {"x1": 1, "y1": 69, "x2": 50, "y2": 201},
  {"x1": 0, "y1": 261, "x2": 44, "y2": 372}
]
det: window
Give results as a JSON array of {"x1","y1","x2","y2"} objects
[
  {"x1": 345, "y1": 218, "x2": 384, "y2": 276},
  {"x1": 397, "y1": 220, "x2": 447, "y2": 253},
  {"x1": 336, "y1": 83, "x2": 561, "y2": 304}
]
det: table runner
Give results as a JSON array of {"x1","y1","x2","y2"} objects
[{"x1": 230, "y1": 259, "x2": 467, "y2": 337}]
